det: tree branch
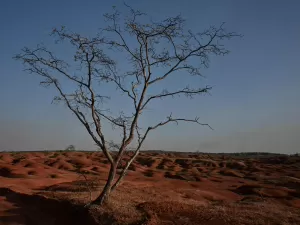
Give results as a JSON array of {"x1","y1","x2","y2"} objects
[
  {"x1": 141, "y1": 86, "x2": 212, "y2": 110},
  {"x1": 111, "y1": 112, "x2": 212, "y2": 190}
]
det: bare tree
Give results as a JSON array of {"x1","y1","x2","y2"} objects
[
  {"x1": 14, "y1": 5, "x2": 241, "y2": 205},
  {"x1": 65, "y1": 145, "x2": 76, "y2": 151}
]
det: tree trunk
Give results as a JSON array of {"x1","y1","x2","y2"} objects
[
  {"x1": 91, "y1": 164, "x2": 116, "y2": 205},
  {"x1": 111, "y1": 150, "x2": 140, "y2": 191},
  {"x1": 111, "y1": 169, "x2": 126, "y2": 192}
]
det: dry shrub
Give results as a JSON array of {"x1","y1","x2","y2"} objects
[
  {"x1": 192, "y1": 159, "x2": 219, "y2": 167},
  {"x1": 156, "y1": 158, "x2": 173, "y2": 170},
  {"x1": 174, "y1": 158, "x2": 192, "y2": 169},
  {"x1": 136, "y1": 157, "x2": 156, "y2": 167},
  {"x1": 137, "y1": 201, "x2": 300, "y2": 225},
  {"x1": 11, "y1": 155, "x2": 26, "y2": 164},
  {"x1": 225, "y1": 160, "x2": 247, "y2": 170}
]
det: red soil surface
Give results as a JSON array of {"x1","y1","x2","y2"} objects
[{"x1": 0, "y1": 151, "x2": 300, "y2": 224}]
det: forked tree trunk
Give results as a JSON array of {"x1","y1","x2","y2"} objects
[
  {"x1": 111, "y1": 151, "x2": 140, "y2": 191},
  {"x1": 91, "y1": 164, "x2": 116, "y2": 205}
]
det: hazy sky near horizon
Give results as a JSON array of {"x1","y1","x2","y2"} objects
[{"x1": 0, "y1": 0, "x2": 299, "y2": 153}]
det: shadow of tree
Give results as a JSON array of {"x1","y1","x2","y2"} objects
[{"x1": 0, "y1": 188, "x2": 97, "y2": 225}]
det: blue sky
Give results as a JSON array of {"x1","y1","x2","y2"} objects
[{"x1": 0, "y1": 0, "x2": 299, "y2": 153}]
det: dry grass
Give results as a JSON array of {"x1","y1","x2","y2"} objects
[{"x1": 44, "y1": 183, "x2": 300, "y2": 225}]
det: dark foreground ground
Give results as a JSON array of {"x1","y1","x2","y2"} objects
[{"x1": 0, "y1": 151, "x2": 300, "y2": 225}]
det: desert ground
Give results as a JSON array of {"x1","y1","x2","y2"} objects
[{"x1": 0, "y1": 151, "x2": 300, "y2": 225}]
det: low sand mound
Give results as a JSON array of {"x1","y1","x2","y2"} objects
[
  {"x1": 196, "y1": 167, "x2": 209, "y2": 173},
  {"x1": 135, "y1": 156, "x2": 156, "y2": 167},
  {"x1": 27, "y1": 170, "x2": 38, "y2": 176},
  {"x1": 6, "y1": 158, "x2": 59, "y2": 178},
  {"x1": 209, "y1": 168, "x2": 221, "y2": 176},
  {"x1": 52, "y1": 160, "x2": 75, "y2": 171},
  {"x1": 0, "y1": 153, "x2": 13, "y2": 163},
  {"x1": 209, "y1": 177, "x2": 223, "y2": 183},
  {"x1": 220, "y1": 169, "x2": 244, "y2": 178},
  {"x1": 0, "y1": 166, "x2": 13, "y2": 177},
  {"x1": 143, "y1": 169, "x2": 155, "y2": 177},
  {"x1": 0, "y1": 165, "x2": 28, "y2": 178},
  {"x1": 45, "y1": 152, "x2": 66, "y2": 161},
  {"x1": 90, "y1": 155, "x2": 106, "y2": 163},
  {"x1": 10, "y1": 154, "x2": 27, "y2": 165},
  {"x1": 258, "y1": 188, "x2": 291, "y2": 198},
  {"x1": 232, "y1": 184, "x2": 295, "y2": 198},
  {"x1": 89, "y1": 165, "x2": 107, "y2": 173},
  {"x1": 78, "y1": 167, "x2": 99, "y2": 175},
  {"x1": 279, "y1": 176, "x2": 300, "y2": 189},
  {"x1": 23, "y1": 152, "x2": 41, "y2": 159},
  {"x1": 225, "y1": 160, "x2": 247, "y2": 170},
  {"x1": 163, "y1": 171, "x2": 199, "y2": 181},
  {"x1": 190, "y1": 167, "x2": 201, "y2": 175},
  {"x1": 67, "y1": 157, "x2": 92, "y2": 168},
  {"x1": 1, "y1": 151, "x2": 300, "y2": 225},
  {"x1": 164, "y1": 171, "x2": 186, "y2": 180},
  {"x1": 43, "y1": 158, "x2": 57, "y2": 166},
  {"x1": 0, "y1": 188, "x2": 97, "y2": 225},
  {"x1": 19, "y1": 162, "x2": 54, "y2": 177},
  {"x1": 182, "y1": 189, "x2": 230, "y2": 202},
  {"x1": 71, "y1": 152, "x2": 86, "y2": 158},
  {"x1": 248, "y1": 164, "x2": 263, "y2": 172},
  {"x1": 30, "y1": 152, "x2": 46, "y2": 158},
  {"x1": 156, "y1": 158, "x2": 174, "y2": 170},
  {"x1": 261, "y1": 156, "x2": 289, "y2": 165},
  {"x1": 90, "y1": 152, "x2": 104, "y2": 159},
  {"x1": 232, "y1": 184, "x2": 266, "y2": 195},
  {"x1": 180, "y1": 174, "x2": 200, "y2": 182},
  {"x1": 17, "y1": 159, "x2": 37, "y2": 168},
  {"x1": 192, "y1": 159, "x2": 219, "y2": 168},
  {"x1": 174, "y1": 158, "x2": 193, "y2": 169},
  {"x1": 43, "y1": 180, "x2": 98, "y2": 192}
]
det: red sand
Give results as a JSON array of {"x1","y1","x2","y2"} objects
[{"x1": 0, "y1": 151, "x2": 300, "y2": 225}]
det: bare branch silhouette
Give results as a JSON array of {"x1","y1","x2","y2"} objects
[{"x1": 14, "y1": 3, "x2": 241, "y2": 205}]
